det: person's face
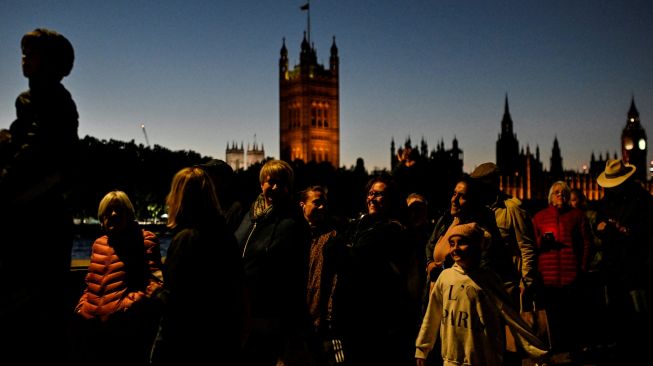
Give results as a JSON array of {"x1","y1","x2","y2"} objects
[
  {"x1": 261, "y1": 174, "x2": 289, "y2": 207},
  {"x1": 21, "y1": 44, "x2": 44, "y2": 79},
  {"x1": 366, "y1": 181, "x2": 388, "y2": 216},
  {"x1": 550, "y1": 185, "x2": 569, "y2": 209},
  {"x1": 102, "y1": 202, "x2": 129, "y2": 235},
  {"x1": 301, "y1": 190, "x2": 327, "y2": 226},
  {"x1": 450, "y1": 181, "x2": 469, "y2": 217},
  {"x1": 569, "y1": 192, "x2": 580, "y2": 209},
  {"x1": 449, "y1": 235, "x2": 476, "y2": 269},
  {"x1": 406, "y1": 198, "x2": 427, "y2": 226}
]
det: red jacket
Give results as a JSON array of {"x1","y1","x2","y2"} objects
[
  {"x1": 76, "y1": 229, "x2": 163, "y2": 321},
  {"x1": 532, "y1": 205, "x2": 590, "y2": 287}
]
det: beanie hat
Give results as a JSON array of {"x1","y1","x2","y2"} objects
[{"x1": 446, "y1": 222, "x2": 483, "y2": 245}]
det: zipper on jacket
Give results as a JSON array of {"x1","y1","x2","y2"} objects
[{"x1": 241, "y1": 222, "x2": 257, "y2": 258}]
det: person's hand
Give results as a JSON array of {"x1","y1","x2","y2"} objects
[
  {"x1": 533, "y1": 354, "x2": 551, "y2": 366},
  {"x1": 0, "y1": 129, "x2": 11, "y2": 144},
  {"x1": 426, "y1": 261, "x2": 437, "y2": 275},
  {"x1": 596, "y1": 221, "x2": 607, "y2": 232}
]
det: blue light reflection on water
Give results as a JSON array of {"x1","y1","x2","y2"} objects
[{"x1": 71, "y1": 231, "x2": 173, "y2": 260}]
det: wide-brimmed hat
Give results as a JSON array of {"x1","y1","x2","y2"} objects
[
  {"x1": 597, "y1": 159, "x2": 636, "y2": 188},
  {"x1": 470, "y1": 162, "x2": 500, "y2": 180},
  {"x1": 198, "y1": 159, "x2": 233, "y2": 177}
]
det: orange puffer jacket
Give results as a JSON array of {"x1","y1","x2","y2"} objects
[{"x1": 76, "y1": 230, "x2": 163, "y2": 321}]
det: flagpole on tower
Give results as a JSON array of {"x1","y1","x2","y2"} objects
[{"x1": 301, "y1": 1, "x2": 310, "y2": 44}]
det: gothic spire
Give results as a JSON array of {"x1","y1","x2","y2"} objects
[
  {"x1": 501, "y1": 94, "x2": 514, "y2": 136},
  {"x1": 628, "y1": 96, "x2": 640, "y2": 121}
]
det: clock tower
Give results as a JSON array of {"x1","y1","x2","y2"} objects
[{"x1": 621, "y1": 97, "x2": 647, "y2": 182}]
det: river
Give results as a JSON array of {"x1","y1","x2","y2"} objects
[{"x1": 71, "y1": 224, "x2": 172, "y2": 260}]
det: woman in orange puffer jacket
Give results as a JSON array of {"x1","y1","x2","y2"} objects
[{"x1": 73, "y1": 190, "x2": 163, "y2": 365}]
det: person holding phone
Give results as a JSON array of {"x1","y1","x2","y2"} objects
[{"x1": 532, "y1": 181, "x2": 591, "y2": 362}]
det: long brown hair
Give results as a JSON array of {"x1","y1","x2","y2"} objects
[{"x1": 166, "y1": 166, "x2": 222, "y2": 229}]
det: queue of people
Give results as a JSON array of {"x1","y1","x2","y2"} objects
[
  {"x1": 1, "y1": 28, "x2": 651, "y2": 366},
  {"x1": 62, "y1": 160, "x2": 653, "y2": 365}
]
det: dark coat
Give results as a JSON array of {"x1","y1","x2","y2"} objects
[
  {"x1": 325, "y1": 214, "x2": 415, "y2": 365},
  {"x1": 597, "y1": 184, "x2": 653, "y2": 291},
  {"x1": 0, "y1": 81, "x2": 79, "y2": 364},
  {"x1": 156, "y1": 222, "x2": 246, "y2": 364},
  {"x1": 235, "y1": 201, "x2": 311, "y2": 326}
]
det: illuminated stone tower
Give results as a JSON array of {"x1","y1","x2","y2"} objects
[
  {"x1": 621, "y1": 97, "x2": 647, "y2": 182},
  {"x1": 225, "y1": 141, "x2": 245, "y2": 171},
  {"x1": 279, "y1": 34, "x2": 340, "y2": 167},
  {"x1": 247, "y1": 141, "x2": 265, "y2": 168}
]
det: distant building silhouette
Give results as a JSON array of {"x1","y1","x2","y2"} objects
[
  {"x1": 495, "y1": 96, "x2": 652, "y2": 201},
  {"x1": 391, "y1": 136, "x2": 463, "y2": 173},
  {"x1": 492, "y1": 95, "x2": 547, "y2": 200},
  {"x1": 621, "y1": 96, "x2": 647, "y2": 182},
  {"x1": 589, "y1": 151, "x2": 618, "y2": 176},
  {"x1": 279, "y1": 33, "x2": 340, "y2": 167},
  {"x1": 387, "y1": 95, "x2": 651, "y2": 202},
  {"x1": 390, "y1": 135, "x2": 464, "y2": 210},
  {"x1": 550, "y1": 136, "x2": 563, "y2": 181},
  {"x1": 226, "y1": 140, "x2": 265, "y2": 171},
  {"x1": 496, "y1": 95, "x2": 521, "y2": 176},
  {"x1": 226, "y1": 141, "x2": 244, "y2": 171},
  {"x1": 246, "y1": 141, "x2": 265, "y2": 168}
]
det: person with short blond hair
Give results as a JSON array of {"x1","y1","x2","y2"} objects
[
  {"x1": 259, "y1": 159, "x2": 294, "y2": 188},
  {"x1": 74, "y1": 190, "x2": 163, "y2": 364},
  {"x1": 235, "y1": 159, "x2": 311, "y2": 365}
]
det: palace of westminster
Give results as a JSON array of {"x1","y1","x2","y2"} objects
[{"x1": 226, "y1": 30, "x2": 649, "y2": 202}]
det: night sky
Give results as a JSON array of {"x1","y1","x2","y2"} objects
[{"x1": 1, "y1": 0, "x2": 651, "y2": 173}]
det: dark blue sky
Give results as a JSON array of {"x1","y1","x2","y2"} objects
[{"x1": 1, "y1": 0, "x2": 651, "y2": 173}]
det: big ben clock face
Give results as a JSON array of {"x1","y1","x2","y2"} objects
[
  {"x1": 624, "y1": 137, "x2": 634, "y2": 150},
  {"x1": 639, "y1": 138, "x2": 646, "y2": 150}
]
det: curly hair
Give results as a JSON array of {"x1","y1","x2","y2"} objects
[{"x1": 21, "y1": 28, "x2": 74, "y2": 80}]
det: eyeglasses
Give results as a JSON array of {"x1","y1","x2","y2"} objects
[{"x1": 367, "y1": 190, "x2": 385, "y2": 199}]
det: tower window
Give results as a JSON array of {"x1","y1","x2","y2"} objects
[
  {"x1": 289, "y1": 105, "x2": 302, "y2": 129},
  {"x1": 310, "y1": 103, "x2": 332, "y2": 129}
]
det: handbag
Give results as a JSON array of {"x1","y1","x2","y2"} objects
[{"x1": 506, "y1": 295, "x2": 551, "y2": 352}]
